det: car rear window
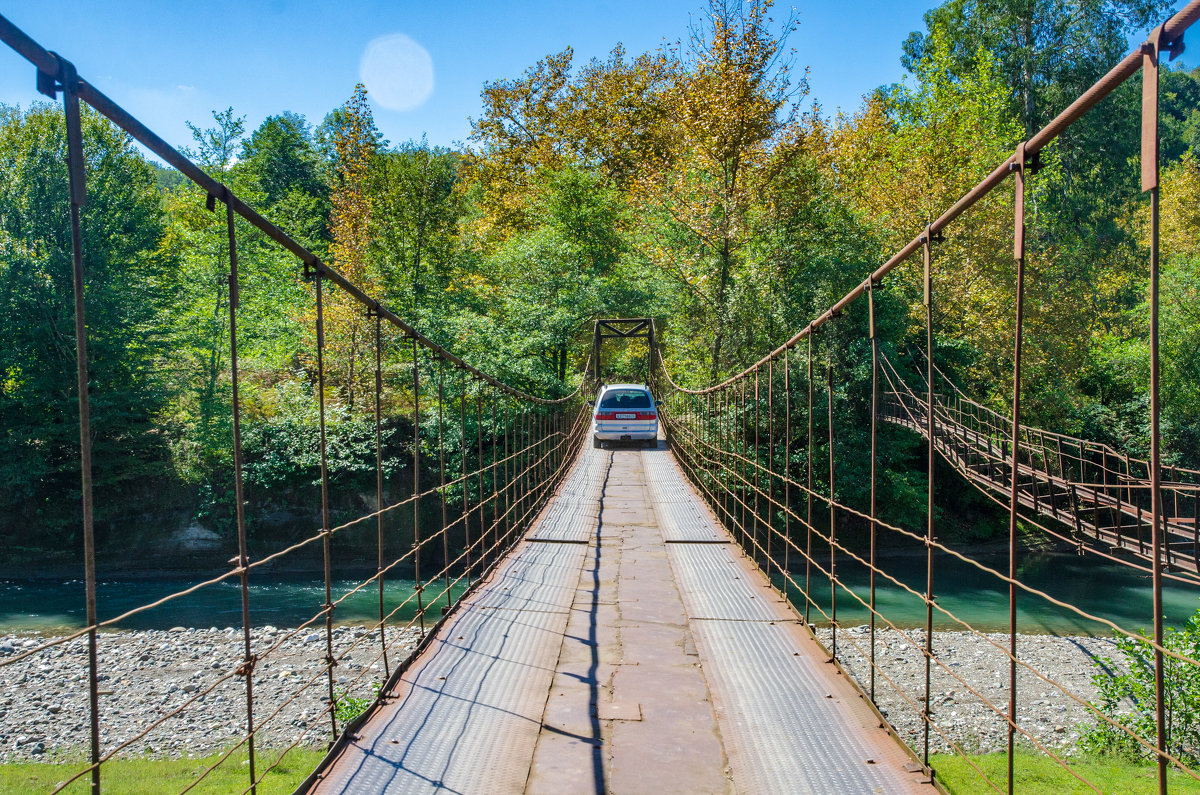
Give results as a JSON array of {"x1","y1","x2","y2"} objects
[{"x1": 599, "y1": 389, "x2": 652, "y2": 409}]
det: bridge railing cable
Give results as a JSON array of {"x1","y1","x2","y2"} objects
[
  {"x1": 651, "y1": 2, "x2": 1200, "y2": 792},
  {"x1": 0, "y1": 13, "x2": 595, "y2": 794}
]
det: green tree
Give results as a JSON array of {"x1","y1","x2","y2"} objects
[
  {"x1": 184, "y1": 106, "x2": 246, "y2": 172},
  {"x1": 0, "y1": 103, "x2": 174, "y2": 544},
  {"x1": 901, "y1": 0, "x2": 1169, "y2": 138},
  {"x1": 372, "y1": 138, "x2": 463, "y2": 308},
  {"x1": 239, "y1": 111, "x2": 327, "y2": 208}
]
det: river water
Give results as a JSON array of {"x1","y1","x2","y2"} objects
[
  {"x1": 1, "y1": 551, "x2": 1196, "y2": 635},
  {"x1": 780, "y1": 549, "x2": 1200, "y2": 634},
  {"x1": 0, "y1": 575, "x2": 466, "y2": 633}
]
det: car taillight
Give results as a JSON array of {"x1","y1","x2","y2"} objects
[
  {"x1": 595, "y1": 412, "x2": 616, "y2": 420},
  {"x1": 636, "y1": 412, "x2": 657, "y2": 420}
]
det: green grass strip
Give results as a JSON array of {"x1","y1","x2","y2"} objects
[
  {"x1": 0, "y1": 748, "x2": 325, "y2": 794},
  {"x1": 932, "y1": 751, "x2": 1200, "y2": 794}
]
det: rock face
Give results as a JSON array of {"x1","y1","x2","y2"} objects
[
  {"x1": 163, "y1": 521, "x2": 224, "y2": 554},
  {"x1": 814, "y1": 627, "x2": 1124, "y2": 757},
  {"x1": 0, "y1": 625, "x2": 422, "y2": 762}
]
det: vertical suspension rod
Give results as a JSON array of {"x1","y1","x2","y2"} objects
[
  {"x1": 225, "y1": 192, "x2": 257, "y2": 793},
  {"x1": 922, "y1": 226, "x2": 936, "y2": 771},
  {"x1": 1143, "y1": 32, "x2": 1168, "y2": 794},
  {"x1": 828, "y1": 360, "x2": 837, "y2": 662},
  {"x1": 868, "y1": 280, "x2": 879, "y2": 705},
  {"x1": 1007, "y1": 142, "x2": 1028, "y2": 795},
  {"x1": 412, "y1": 338, "x2": 425, "y2": 634},
  {"x1": 58, "y1": 57, "x2": 102, "y2": 795},
  {"x1": 373, "y1": 310, "x2": 389, "y2": 678},
  {"x1": 439, "y1": 360, "x2": 451, "y2": 610},
  {"x1": 312, "y1": 270, "x2": 338, "y2": 741},
  {"x1": 806, "y1": 333, "x2": 814, "y2": 624}
]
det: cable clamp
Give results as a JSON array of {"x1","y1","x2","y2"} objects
[
  {"x1": 1149, "y1": 23, "x2": 1186, "y2": 61},
  {"x1": 37, "y1": 52, "x2": 78, "y2": 98},
  {"x1": 236, "y1": 653, "x2": 258, "y2": 677}
]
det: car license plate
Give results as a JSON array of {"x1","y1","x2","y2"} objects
[{"x1": 615, "y1": 413, "x2": 636, "y2": 420}]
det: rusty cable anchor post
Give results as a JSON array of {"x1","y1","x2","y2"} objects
[
  {"x1": 46, "y1": 52, "x2": 102, "y2": 795},
  {"x1": 223, "y1": 188, "x2": 258, "y2": 793}
]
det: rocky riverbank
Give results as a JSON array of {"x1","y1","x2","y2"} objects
[
  {"x1": 0, "y1": 625, "x2": 422, "y2": 762},
  {"x1": 814, "y1": 626, "x2": 1124, "y2": 756}
]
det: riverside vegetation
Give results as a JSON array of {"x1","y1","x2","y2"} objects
[{"x1": 3, "y1": 0, "x2": 1198, "y2": 560}]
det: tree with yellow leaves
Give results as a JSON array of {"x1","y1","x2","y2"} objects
[{"x1": 311, "y1": 83, "x2": 380, "y2": 414}]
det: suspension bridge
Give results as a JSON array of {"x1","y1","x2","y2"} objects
[{"x1": 2, "y1": 3, "x2": 1200, "y2": 794}]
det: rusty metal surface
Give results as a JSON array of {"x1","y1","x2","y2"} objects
[
  {"x1": 308, "y1": 442, "x2": 609, "y2": 793},
  {"x1": 8, "y1": 3, "x2": 1200, "y2": 788},
  {"x1": 528, "y1": 447, "x2": 733, "y2": 794},
  {"x1": 313, "y1": 442, "x2": 930, "y2": 794},
  {"x1": 471, "y1": 541, "x2": 589, "y2": 612}
]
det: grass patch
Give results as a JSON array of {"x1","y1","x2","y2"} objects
[
  {"x1": 0, "y1": 748, "x2": 326, "y2": 794},
  {"x1": 933, "y1": 750, "x2": 1200, "y2": 794}
]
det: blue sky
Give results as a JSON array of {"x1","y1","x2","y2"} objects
[{"x1": 2, "y1": 1, "x2": 941, "y2": 154}]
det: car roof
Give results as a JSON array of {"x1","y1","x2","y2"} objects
[{"x1": 600, "y1": 383, "x2": 650, "y2": 392}]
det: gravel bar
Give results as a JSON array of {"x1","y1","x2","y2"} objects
[
  {"x1": 0, "y1": 624, "x2": 1127, "y2": 763},
  {"x1": 0, "y1": 625, "x2": 422, "y2": 762},
  {"x1": 814, "y1": 626, "x2": 1123, "y2": 756}
]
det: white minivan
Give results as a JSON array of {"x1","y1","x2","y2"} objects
[{"x1": 590, "y1": 383, "x2": 659, "y2": 449}]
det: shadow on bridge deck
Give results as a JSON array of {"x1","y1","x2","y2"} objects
[{"x1": 305, "y1": 442, "x2": 933, "y2": 794}]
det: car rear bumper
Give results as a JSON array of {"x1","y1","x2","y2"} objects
[
  {"x1": 590, "y1": 420, "x2": 657, "y2": 444},
  {"x1": 593, "y1": 428, "x2": 658, "y2": 441}
]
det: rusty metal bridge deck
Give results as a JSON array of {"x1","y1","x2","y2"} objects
[{"x1": 304, "y1": 443, "x2": 933, "y2": 794}]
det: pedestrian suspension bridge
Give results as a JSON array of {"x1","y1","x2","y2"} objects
[{"x1": 3, "y1": 4, "x2": 1200, "y2": 794}]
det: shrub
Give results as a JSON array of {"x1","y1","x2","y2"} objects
[
  {"x1": 1082, "y1": 606, "x2": 1200, "y2": 765},
  {"x1": 333, "y1": 682, "x2": 380, "y2": 725}
]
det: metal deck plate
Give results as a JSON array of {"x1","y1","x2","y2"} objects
[
  {"x1": 654, "y1": 499, "x2": 727, "y2": 542},
  {"x1": 527, "y1": 499, "x2": 599, "y2": 542},
  {"x1": 691, "y1": 618, "x2": 915, "y2": 794},
  {"x1": 667, "y1": 543, "x2": 782, "y2": 621},
  {"x1": 472, "y1": 541, "x2": 589, "y2": 612},
  {"x1": 642, "y1": 450, "x2": 727, "y2": 540},
  {"x1": 641, "y1": 451, "x2": 713, "y2": 505},
  {"x1": 312, "y1": 539, "x2": 587, "y2": 794},
  {"x1": 552, "y1": 447, "x2": 608, "y2": 502}
]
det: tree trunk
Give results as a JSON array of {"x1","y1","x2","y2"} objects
[{"x1": 710, "y1": 242, "x2": 733, "y2": 380}]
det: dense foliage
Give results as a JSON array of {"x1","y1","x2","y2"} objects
[{"x1": 1, "y1": 0, "x2": 1197, "y2": 558}]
